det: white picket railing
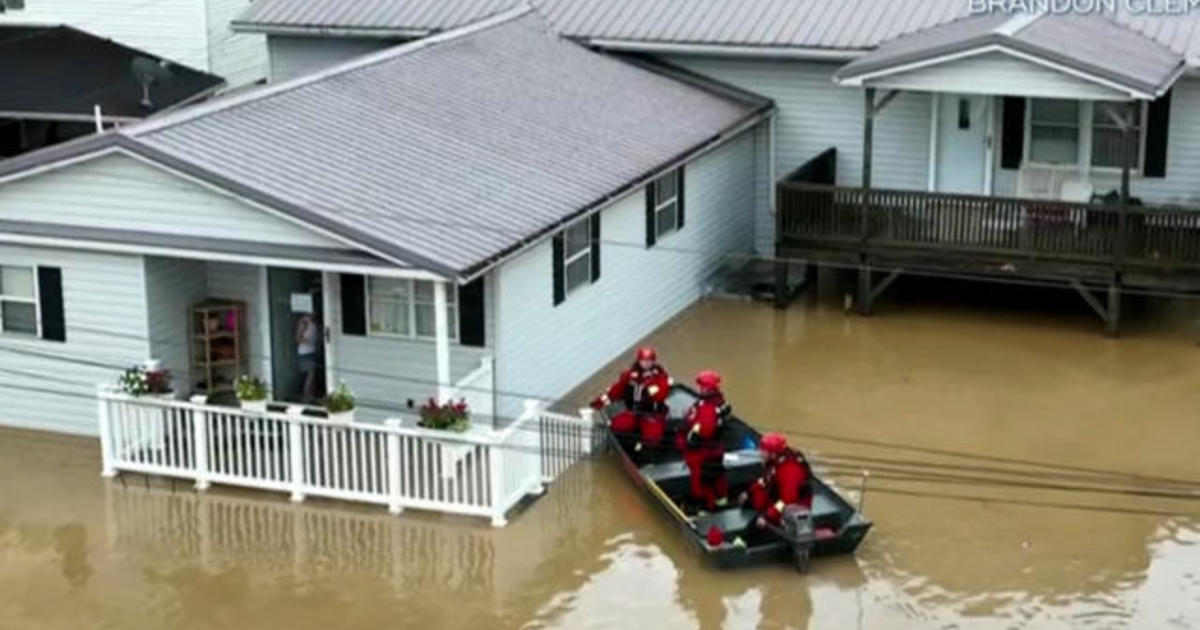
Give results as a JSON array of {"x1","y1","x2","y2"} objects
[{"x1": 96, "y1": 385, "x2": 596, "y2": 526}]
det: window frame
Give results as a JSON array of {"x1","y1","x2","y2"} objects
[
  {"x1": 1023, "y1": 98, "x2": 1148, "y2": 175},
  {"x1": 562, "y1": 217, "x2": 594, "y2": 296},
  {"x1": 651, "y1": 169, "x2": 682, "y2": 240},
  {"x1": 365, "y1": 277, "x2": 457, "y2": 342},
  {"x1": 0, "y1": 263, "x2": 40, "y2": 338}
]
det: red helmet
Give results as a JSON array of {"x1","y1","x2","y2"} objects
[
  {"x1": 706, "y1": 525, "x2": 725, "y2": 547},
  {"x1": 759, "y1": 432, "x2": 788, "y2": 456},
  {"x1": 635, "y1": 347, "x2": 657, "y2": 362},
  {"x1": 695, "y1": 370, "x2": 721, "y2": 391}
]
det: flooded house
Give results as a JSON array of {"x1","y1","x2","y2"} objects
[{"x1": 0, "y1": 8, "x2": 772, "y2": 449}]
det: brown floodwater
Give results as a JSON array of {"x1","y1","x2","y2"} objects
[{"x1": 3, "y1": 276, "x2": 1200, "y2": 629}]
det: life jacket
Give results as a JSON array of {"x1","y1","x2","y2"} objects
[{"x1": 618, "y1": 363, "x2": 670, "y2": 413}]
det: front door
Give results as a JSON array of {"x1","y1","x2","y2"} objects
[
  {"x1": 935, "y1": 94, "x2": 992, "y2": 195},
  {"x1": 268, "y1": 268, "x2": 326, "y2": 404}
]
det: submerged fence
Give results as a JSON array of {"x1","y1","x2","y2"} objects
[{"x1": 97, "y1": 386, "x2": 600, "y2": 526}]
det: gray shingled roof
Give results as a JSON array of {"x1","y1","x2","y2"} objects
[
  {"x1": 835, "y1": 12, "x2": 1186, "y2": 98},
  {"x1": 1, "y1": 9, "x2": 770, "y2": 278},
  {"x1": 232, "y1": 0, "x2": 1200, "y2": 60}
]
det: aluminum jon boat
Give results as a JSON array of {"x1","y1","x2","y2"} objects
[{"x1": 602, "y1": 384, "x2": 871, "y2": 571}]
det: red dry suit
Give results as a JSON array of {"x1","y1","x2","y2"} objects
[
  {"x1": 598, "y1": 363, "x2": 670, "y2": 448},
  {"x1": 678, "y1": 391, "x2": 728, "y2": 510},
  {"x1": 747, "y1": 448, "x2": 814, "y2": 526}
]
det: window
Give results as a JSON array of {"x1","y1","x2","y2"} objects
[
  {"x1": 652, "y1": 170, "x2": 681, "y2": 239},
  {"x1": 1026, "y1": 99, "x2": 1147, "y2": 171},
  {"x1": 0, "y1": 265, "x2": 37, "y2": 336},
  {"x1": 563, "y1": 218, "x2": 593, "y2": 295},
  {"x1": 367, "y1": 278, "x2": 456, "y2": 340},
  {"x1": 1028, "y1": 99, "x2": 1080, "y2": 165},
  {"x1": 1091, "y1": 101, "x2": 1143, "y2": 169},
  {"x1": 0, "y1": 0, "x2": 25, "y2": 12}
]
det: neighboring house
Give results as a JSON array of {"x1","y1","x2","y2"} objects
[
  {"x1": 0, "y1": 0, "x2": 267, "y2": 87},
  {"x1": 0, "y1": 25, "x2": 224, "y2": 157},
  {"x1": 0, "y1": 8, "x2": 772, "y2": 435},
  {"x1": 232, "y1": 0, "x2": 1200, "y2": 331}
]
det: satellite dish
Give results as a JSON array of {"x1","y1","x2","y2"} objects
[{"x1": 130, "y1": 56, "x2": 173, "y2": 109}]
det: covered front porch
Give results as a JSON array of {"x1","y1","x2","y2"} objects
[
  {"x1": 140, "y1": 252, "x2": 494, "y2": 425},
  {"x1": 775, "y1": 11, "x2": 1197, "y2": 334}
]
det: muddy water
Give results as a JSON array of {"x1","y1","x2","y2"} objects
[{"x1": 3, "y1": 281, "x2": 1200, "y2": 629}]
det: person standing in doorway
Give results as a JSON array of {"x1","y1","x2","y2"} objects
[{"x1": 295, "y1": 312, "x2": 320, "y2": 403}]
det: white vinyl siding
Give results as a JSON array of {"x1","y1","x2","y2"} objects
[
  {"x1": 204, "y1": 0, "x2": 268, "y2": 86},
  {"x1": 662, "y1": 56, "x2": 930, "y2": 252},
  {"x1": 327, "y1": 273, "x2": 493, "y2": 423},
  {"x1": 0, "y1": 154, "x2": 345, "y2": 248},
  {"x1": 367, "y1": 278, "x2": 457, "y2": 340},
  {"x1": 0, "y1": 245, "x2": 149, "y2": 435},
  {"x1": 267, "y1": 35, "x2": 396, "y2": 82},
  {"x1": 494, "y1": 126, "x2": 758, "y2": 420}
]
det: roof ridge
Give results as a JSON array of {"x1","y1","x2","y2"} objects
[
  {"x1": 994, "y1": 11, "x2": 1044, "y2": 37},
  {"x1": 128, "y1": 3, "x2": 535, "y2": 138}
]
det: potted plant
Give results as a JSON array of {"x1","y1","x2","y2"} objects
[
  {"x1": 325, "y1": 381, "x2": 357, "y2": 424},
  {"x1": 117, "y1": 363, "x2": 174, "y2": 399},
  {"x1": 235, "y1": 375, "x2": 270, "y2": 412},
  {"x1": 418, "y1": 398, "x2": 471, "y2": 433}
]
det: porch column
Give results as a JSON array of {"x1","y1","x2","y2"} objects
[
  {"x1": 858, "y1": 87, "x2": 876, "y2": 315},
  {"x1": 434, "y1": 280, "x2": 452, "y2": 403}
]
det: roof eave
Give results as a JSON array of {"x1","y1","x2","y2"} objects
[
  {"x1": 581, "y1": 37, "x2": 868, "y2": 61},
  {"x1": 458, "y1": 102, "x2": 777, "y2": 283},
  {"x1": 230, "y1": 21, "x2": 432, "y2": 39}
]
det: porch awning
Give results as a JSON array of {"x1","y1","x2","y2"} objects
[{"x1": 834, "y1": 12, "x2": 1186, "y2": 101}]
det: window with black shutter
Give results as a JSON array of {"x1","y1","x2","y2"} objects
[
  {"x1": 646, "y1": 168, "x2": 683, "y2": 246},
  {"x1": 553, "y1": 215, "x2": 600, "y2": 305}
]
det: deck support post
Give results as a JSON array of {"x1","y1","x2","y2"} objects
[
  {"x1": 773, "y1": 259, "x2": 790, "y2": 309},
  {"x1": 1107, "y1": 279, "x2": 1122, "y2": 338},
  {"x1": 856, "y1": 262, "x2": 872, "y2": 316}
]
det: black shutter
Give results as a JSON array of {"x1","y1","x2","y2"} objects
[
  {"x1": 645, "y1": 182, "x2": 657, "y2": 248},
  {"x1": 340, "y1": 273, "x2": 366, "y2": 335},
  {"x1": 36, "y1": 267, "x2": 64, "y2": 342},
  {"x1": 675, "y1": 169, "x2": 685, "y2": 230},
  {"x1": 552, "y1": 233, "x2": 565, "y2": 306},
  {"x1": 1144, "y1": 90, "x2": 1172, "y2": 178},
  {"x1": 1000, "y1": 97, "x2": 1026, "y2": 170},
  {"x1": 458, "y1": 277, "x2": 485, "y2": 347},
  {"x1": 590, "y1": 213, "x2": 601, "y2": 282}
]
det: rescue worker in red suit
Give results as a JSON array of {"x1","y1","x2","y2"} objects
[
  {"x1": 743, "y1": 432, "x2": 814, "y2": 529},
  {"x1": 590, "y1": 347, "x2": 671, "y2": 454},
  {"x1": 678, "y1": 370, "x2": 730, "y2": 512}
]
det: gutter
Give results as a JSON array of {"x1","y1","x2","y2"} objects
[
  {"x1": 459, "y1": 103, "x2": 778, "y2": 283},
  {"x1": 582, "y1": 38, "x2": 868, "y2": 62},
  {"x1": 230, "y1": 22, "x2": 432, "y2": 39}
]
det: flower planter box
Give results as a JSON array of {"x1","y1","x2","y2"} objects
[
  {"x1": 327, "y1": 410, "x2": 355, "y2": 425},
  {"x1": 240, "y1": 399, "x2": 268, "y2": 413}
]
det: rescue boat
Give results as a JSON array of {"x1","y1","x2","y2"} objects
[{"x1": 602, "y1": 384, "x2": 872, "y2": 571}]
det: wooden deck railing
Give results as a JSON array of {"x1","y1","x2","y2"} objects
[{"x1": 778, "y1": 182, "x2": 1200, "y2": 270}]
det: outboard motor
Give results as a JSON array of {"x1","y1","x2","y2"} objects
[{"x1": 782, "y1": 505, "x2": 816, "y2": 573}]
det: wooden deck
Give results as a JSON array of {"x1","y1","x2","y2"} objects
[{"x1": 774, "y1": 151, "x2": 1200, "y2": 333}]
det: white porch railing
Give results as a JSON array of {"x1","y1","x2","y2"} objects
[
  {"x1": 446, "y1": 356, "x2": 495, "y2": 426},
  {"x1": 97, "y1": 385, "x2": 598, "y2": 527}
]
